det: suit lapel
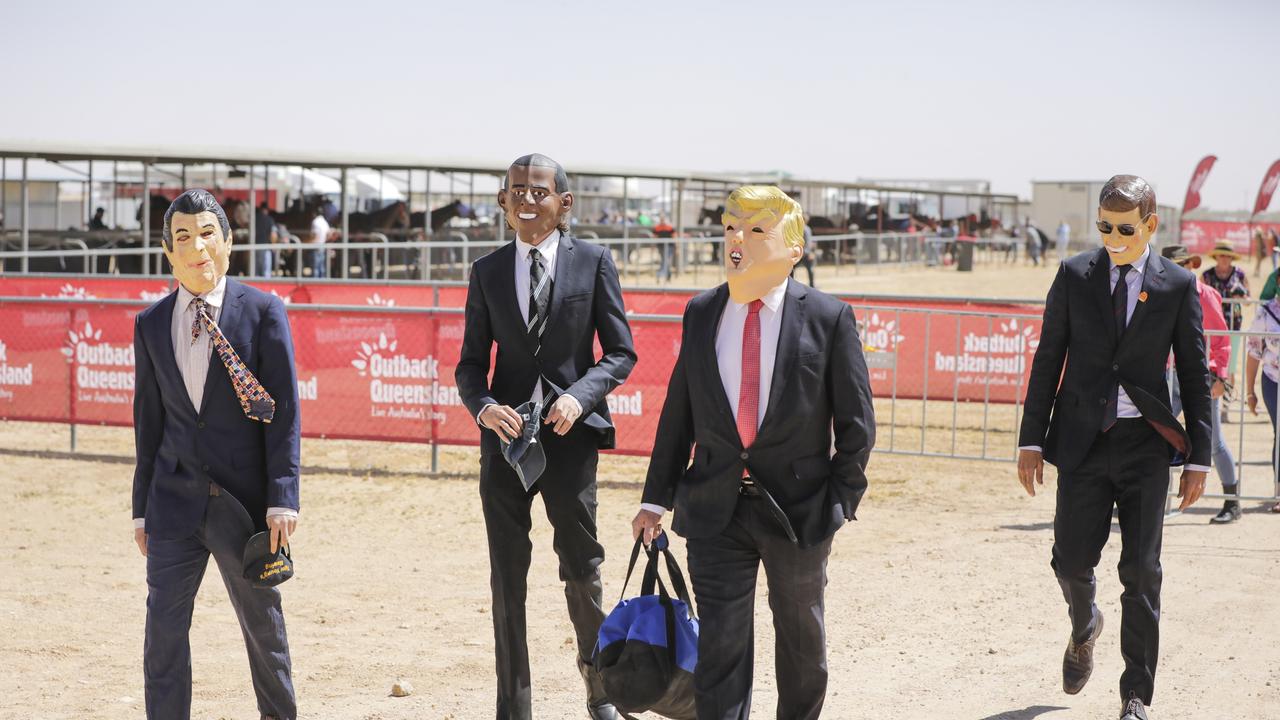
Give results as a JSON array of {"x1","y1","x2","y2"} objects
[
  {"x1": 146, "y1": 290, "x2": 196, "y2": 415},
  {"x1": 1117, "y1": 249, "x2": 1164, "y2": 355},
  {"x1": 198, "y1": 279, "x2": 243, "y2": 416},
  {"x1": 488, "y1": 242, "x2": 528, "y2": 348},
  {"x1": 1088, "y1": 247, "x2": 1117, "y2": 346},
  {"x1": 701, "y1": 284, "x2": 737, "y2": 427},
  {"x1": 543, "y1": 233, "x2": 576, "y2": 336},
  {"x1": 758, "y1": 279, "x2": 806, "y2": 435}
]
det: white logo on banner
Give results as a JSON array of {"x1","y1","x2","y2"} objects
[
  {"x1": 607, "y1": 390, "x2": 643, "y2": 416},
  {"x1": 0, "y1": 338, "x2": 35, "y2": 400},
  {"x1": 298, "y1": 376, "x2": 318, "y2": 401},
  {"x1": 858, "y1": 312, "x2": 907, "y2": 371},
  {"x1": 366, "y1": 293, "x2": 396, "y2": 307},
  {"x1": 40, "y1": 283, "x2": 97, "y2": 300},
  {"x1": 933, "y1": 318, "x2": 1040, "y2": 381},
  {"x1": 351, "y1": 333, "x2": 461, "y2": 420},
  {"x1": 267, "y1": 289, "x2": 293, "y2": 305},
  {"x1": 62, "y1": 322, "x2": 135, "y2": 403},
  {"x1": 139, "y1": 288, "x2": 171, "y2": 302}
]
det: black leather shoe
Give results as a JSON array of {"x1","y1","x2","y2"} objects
[
  {"x1": 1119, "y1": 693, "x2": 1148, "y2": 720},
  {"x1": 587, "y1": 701, "x2": 620, "y2": 720},
  {"x1": 1063, "y1": 610, "x2": 1104, "y2": 694},
  {"x1": 1210, "y1": 500, "x2": 1242, "y2": 524}
]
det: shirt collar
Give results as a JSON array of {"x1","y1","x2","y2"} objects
[
  {"x1": 1109, "y1": 243, "x2": 1150, "y2": 275},
  {"x1": 176, "y1": 275, "x2": 227, "y2": 312},
  {"x1": 516, "y1": 229, "x2": 561, "y2": 261},
  {"x1": 729, "y1": 277, "x2": 790, "y2": 313}
]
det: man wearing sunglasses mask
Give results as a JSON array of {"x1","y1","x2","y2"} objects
[{"x1": 1016, "y1": 175, "x2": 1212, "y2": 720}]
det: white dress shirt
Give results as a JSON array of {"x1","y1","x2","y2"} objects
[
  {"x1": 1021, "y1": 245, "x2": 1210, "y2": 473},
  {"x1": 134, "y1": 277, "x2": 297, "y2": 529},
  {"x1": 641, "y1": 278, "x2": 790, "y2": 518}
]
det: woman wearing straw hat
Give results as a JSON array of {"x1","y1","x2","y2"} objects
[{"x1": 1203, "y1": 241, "x2": 1251, "y2": 423}]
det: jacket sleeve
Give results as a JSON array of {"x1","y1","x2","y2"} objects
[
  {"x1": 258, "y1": 297, "x2": 301, "y2": 511},
  {"x1": 1018, "y1": 262, "x2": 1070, "y2": 447},
  {"x1": 1173, "y1": 275, "x2": 1214, "y2": 467},
  {"x1": 565, "y1": 249, "x2": 637, "y2": 410},
  {"x1": 455, "y1": 264, "x2": 499, "y2": 419},
  {"x1": 132, "y1": 314, "x2": 164, "y2": 521},
  {"x1": 828, "y1": 304, "x2": 876, "y2": 520},
  {"x1": 641, "y1": 308, "x2": 694, "y2": 510}
]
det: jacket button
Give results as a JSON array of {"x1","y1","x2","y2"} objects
[
  {"x1": 740, "y1": 451, "x2": 749, "y2": 461},
  {"x1": 1099, "y1": 398, "x2": 1107, "y2": 405},
  {"x1": 1112, "y1": 363, "x2": 1119, "y2": 371},
  {"x1": 202, "y1": 463, "x2": 210, "y2": 472},
  {"x1": 197, "y1": 421, "x2": 206, "y2": 429}
]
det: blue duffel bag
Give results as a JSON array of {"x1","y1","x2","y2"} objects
[{"x1": 593, "y1": 532, "x2": 698, "y2": 720}]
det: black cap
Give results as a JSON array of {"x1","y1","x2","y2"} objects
[{"x1": 242, "y1": 532, "x2": 294, "y2": 587}]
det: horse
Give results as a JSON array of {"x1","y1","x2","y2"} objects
[
  {"x1": 698, "y1": 205, "x2": 726, "y2": 262},
  {"x1": 407, "y1": 200, "x2": 477, "y2": 278},
  {"x1": 347, "y1": 201, "x2": 412, "y2": 277}
]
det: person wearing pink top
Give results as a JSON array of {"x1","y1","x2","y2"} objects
[{"x1": 1163, "y1": 245, "x2": 1240, "y2": 523}]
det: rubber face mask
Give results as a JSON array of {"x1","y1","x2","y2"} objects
[
  {"x1": 498, "y1": 164, "x2": 572, "y2": 245},
  {"x1": 723, "y1": 209, "x2": 801, "y2": 303},
  {"x1": 164, "y1": 211, "x2": 232, "y2": 295},
  {"x1": 1097, "y1": 206, "x2": 1157, "y2": 267}
]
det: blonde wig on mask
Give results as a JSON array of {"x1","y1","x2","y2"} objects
[{"x1": 723, "y1": 186, "x2": 805, "y2": 248}]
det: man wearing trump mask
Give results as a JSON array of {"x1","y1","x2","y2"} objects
[
  {"x1": 132, "y1": 189, "x2": 301, "y2": 719},
  {"x1": 632, "y1": 186, "x2": 876, "y2": 719}
]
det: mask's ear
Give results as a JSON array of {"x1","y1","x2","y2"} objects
[
  {"x1": 1145, "y1": 213, "x2": 1159, "y2": 236},
  {"x1": 559, "y1": 191, "x2": 574, "y2": 213},
  {"x1": 789, "y1": 241, "x2": 803, "y2": 266}
]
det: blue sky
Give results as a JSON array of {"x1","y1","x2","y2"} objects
[{"x1": 4, "y1": 0, "x2": 1277, "y2": 210}]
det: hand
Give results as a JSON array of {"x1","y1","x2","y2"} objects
[
  {"x1": 1177, "y1": 469, "x2": 1207, "y2": 511},
  {"x1": 1249, "y1": 391, "x2": 1259, "y2": 416},
  {"x1": 1017, "y1": 449, "x2": 1044, "y2": 497},
  {"x1": 480, "y1": 404, "x2": 523, "y2": 442},
  {"x1": 545, "y1": 394, "x2": 582, "y2": 436},
  {"x1": 1211, "y1": 379, "x2": 1226, "y2": 399},
  {"x1": 134, "y1": 528, "x2": 148, "y2": 557},
  {"x1": 267, "y1": 514, "x2": 298, "y2": 553},
  {"x1": 632, "y1": 509, "x2": 663, "y2": 545}
]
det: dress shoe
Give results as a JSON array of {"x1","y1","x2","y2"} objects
[
  {"x1": 1063, "y1": 610, "x2": 1104, "y2": 694},
  {"x1": 587, "y1": 701, "x2": 621, "y2": 720},
  {"x1": 1119, "y1": 693, "x2": 1148, "y2": 720},
  {"x1": 1210, "y1": 499, "x2": 1242, "y2": 524}
]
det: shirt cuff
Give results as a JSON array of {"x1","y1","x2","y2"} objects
[
  {"x1": 639, "y1": 503, "x2": 667, "y2": 518},
  {"x1": 1018, "y1": 446, "x2": 1043, "y2": 453},
  {"x1": 477, "y1": 403, "x2": 497, "y2": 426},
  {"x1": 1185, "y1": 464, "x2": 1212, "y2": 473},
  {"x1": 266, "y1": 507, "x2": 299, "y2": 520},
  {"x1": 133, "y1": 517, "x2": 145, "y2": 530}
]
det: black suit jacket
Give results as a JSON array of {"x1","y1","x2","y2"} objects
[
  {"x1": 1018, "y1": 247, "x2": 1213, "y2": 473},
  {"x1": 132, "y1": 279, "x2": 302, "y2": 540},
  {"x1": 455, "y1": 234, "x2": 637, "y2": 455},
  {"x1": 641, "y1": 280, "x2": 876, "y2": 549}
]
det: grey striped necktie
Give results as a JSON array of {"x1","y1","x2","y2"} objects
[{"x1": 528, "y1": 247, "x2": 552, "y2": 355}]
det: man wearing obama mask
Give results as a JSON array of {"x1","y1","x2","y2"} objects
[
  {"x1": 132, "y1": 189, "x2": 302, "y2": 720},
  {"x1": 633, "y1": 186, "x2": 876, "y2": 720}
]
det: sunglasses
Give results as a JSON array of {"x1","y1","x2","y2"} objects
[{"x1": 1096, "y1": 215, "x2": 1152, "y2": 237}]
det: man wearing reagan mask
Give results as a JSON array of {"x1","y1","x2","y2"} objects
[
  {"x1": 1017, "y1": 175, "x2": 1212, "y2": 720},
  {"x1": 633, "y1": 186, "x2": 875, "y2": 719},
  {"x1": 132, "y1": 189, "x2": 301, "y2": 720}
]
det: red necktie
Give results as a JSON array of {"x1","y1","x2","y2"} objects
[{"x1": 737, "y1": 299, "x2": 764, "y2": 452}]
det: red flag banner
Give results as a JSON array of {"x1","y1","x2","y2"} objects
[
  {"x1": 1182, "y1": 155, "x2": 1218, "y2": 215},
  {"x1": 1254, "y1": 159, "x2": 1280, "y2": 217}
]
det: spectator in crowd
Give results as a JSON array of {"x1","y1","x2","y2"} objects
[
  {"x1": 1163, "y1": 245, "x2": 1239, "y2": 523},
  {"x1": 89, "y1": 207, "x2": 108, "y2": 231},
  {"x1": 254, "y1": 203, "x2": 277, "y2": 277},
  {"x1": 1204, "y1": 241, "x2": 1251, "y2": 424},
  {"x1": 653, "y1": 214, "x2": 675, "y2": 281},
  {"x1": 1243, "y1": 293, "x2": 1280, "y2": 514},
  {"x1": 790, "y1": 215, "x2": 817, "y2": 286},
  {"x1": 1022, "y1": 218, "x2": 1041, "y2": 266},
  {"x1": 308, "y1": 205, "x2": 329, "y2": 279},
  {"x1": 1056, "y1": 219, "x2": 1071, "y2": 260},
  {"x1": 1252, "y1": 228, "x2": 1269, "y2": 278}
]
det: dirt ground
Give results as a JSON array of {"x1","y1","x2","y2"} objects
[
  {"x1": 2, "y1": 418, "x2": 1278, "y2": 720},
  {"x1": 4, "y1": 260, "x2": 1280, "y2": 720}
]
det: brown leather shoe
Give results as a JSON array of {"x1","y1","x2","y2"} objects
[{"x1": 1063, "y1": 610, "x2": 1104, "y2": 694}]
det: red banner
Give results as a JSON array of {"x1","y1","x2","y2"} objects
[
  {"x1": 0, "y1": 297, "x2": 1045, "y2": 455},
  {"x1": 1183, "y1": 155, "x2": 1217, "y2": 215},
  {"x1": 1254, "y1": 159, "x2": 1280, "y2": 217},
  {"x1": 1180, "y1": 219, "x2": 1280, "y2": 254}
]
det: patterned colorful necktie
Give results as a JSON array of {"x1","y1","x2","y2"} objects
[
  {"x1": 191, "y1": 297, "x2": 275, "y2": 423},
  {"x1": 737, "y1": 299, "x2": 764, "y2": 455}
]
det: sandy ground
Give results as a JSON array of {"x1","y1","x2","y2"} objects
[
  {"x1": 2, "y1": 419, "x2": 1278, "y2": 720},
  {"x1": 4, "y1": 261, "x2": 1280, "y2": 719}
]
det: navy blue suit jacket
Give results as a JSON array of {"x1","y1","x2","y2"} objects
[{"x1": 132, "y1": 278, "x2": 301, "y2": 541}]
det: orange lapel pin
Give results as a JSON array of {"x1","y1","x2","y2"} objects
[{"x1": 1138, "y1": 291, "x2": 1148, "y2": 302}]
